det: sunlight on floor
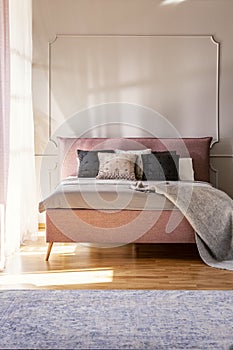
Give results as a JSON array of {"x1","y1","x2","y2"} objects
[
  {"x1": 0, "y1": 268, "x2": 114, "y2": 287},
  {"x1": 0, "y1": 234, "x2": 114, "y2": 287},
  {"x1": 19, "y1": 244, "x2": 78, "y2": 256},
  {"x1": 20, "y1": 234, "x2": 79, "y2": 257}
]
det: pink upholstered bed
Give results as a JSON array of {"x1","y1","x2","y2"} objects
[{"x1": 44, "y1": 137, "x2": 212, "y2": 260}]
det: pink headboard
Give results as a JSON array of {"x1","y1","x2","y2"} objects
[{"x1": 57, "y1": 137, "x2": 212, "y2": 182}]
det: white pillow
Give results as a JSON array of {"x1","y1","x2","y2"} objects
[
  {"x1": 96, "y1": 153, "x2": 137, "y2": 181},
  {"x1": 179, "y1": 158, "x2": 194, "y2": 181},
  {"x1": 115, "y1": 149, "x2": 152, "y2": 180}
]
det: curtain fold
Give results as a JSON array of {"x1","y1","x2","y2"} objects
[
  {"x1": 5, "y1": 0, "x2": 37, "y2": 257},
  {"x1": 0, "y1": 0, "x2": 10, "y2": 271}
]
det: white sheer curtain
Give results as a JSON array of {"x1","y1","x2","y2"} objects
[
  {"x1": 5, "y1": 0, "x2": 37, "y2": 256},
  {"x1": 0, "y1": 0, "x2": 10, "y2": 270}
]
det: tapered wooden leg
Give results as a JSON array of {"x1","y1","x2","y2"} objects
[{"x1": 45, "y1": 242, "x2": 53, "y2": 261}]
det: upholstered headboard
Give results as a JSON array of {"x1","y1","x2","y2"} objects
[{"x1": 57, "y1": 137, "x2": 212, "y2": 182}]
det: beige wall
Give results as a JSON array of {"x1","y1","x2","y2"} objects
[{"x1": 33, "y1": 0, "x2": 233, "y2": 201}]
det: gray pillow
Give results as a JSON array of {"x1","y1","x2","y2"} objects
[
  {"x1": 142, "y1": 152, "x2": 180, "y2": 181},
  {"x1": 77, "y1": 149, "x2": 114, "y2": 177}
]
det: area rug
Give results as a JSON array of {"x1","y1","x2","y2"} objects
[{"x1": 0, "y1": 290, "x2": 233, "y2": 350}]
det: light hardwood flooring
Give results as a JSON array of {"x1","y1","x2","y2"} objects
[{"x1": 0, "y1": 231, "x2": 233, "y2": 290}]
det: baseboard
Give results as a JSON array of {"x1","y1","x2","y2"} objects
[{"x1": 38, "y1": 223, "x2": 46, "y2": 230}]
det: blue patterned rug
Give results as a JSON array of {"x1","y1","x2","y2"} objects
[{"x1": 0, "y1": 290, "x2": 233, "y2": 349}]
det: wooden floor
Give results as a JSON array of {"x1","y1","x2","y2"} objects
[{"x1": 1, "y1": 232, "x2": 233, "y2": 290}]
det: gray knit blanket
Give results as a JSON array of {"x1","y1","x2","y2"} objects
[{"x1": 131, "y1": 181, "x2": 233, "y2": 270}]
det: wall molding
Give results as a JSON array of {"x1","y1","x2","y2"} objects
[
  {"x1": 210, "y1": 154, "x2": 233, "y2": 158},
  {"x1": 35, "y1": 154, "x2": 57, "y2": 157},
  {"x1": 210, "y1": 35, "x2": 220, "y2": 148},
  {"x1": 209, "y1": 163, "x2": 219, "y2": 188},
  {"x1": 48, "y1": 34, "x2": 220, "y2": 147}
]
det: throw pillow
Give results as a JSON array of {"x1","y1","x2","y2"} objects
[
  {"x1": 96, "y1": 153, "x2": 137, "y2": 181},
  {"x1": 179, "y1": 158, "x2": 194, "y2": 181},
  {"x1": 142, "y1": 152, "x2": 180, "y2": 181},
  {"x1": 115, "y1": 149, "x2": 151, "y2": 180},
  {"x1": 77, "y1": 149, "x2": 114, "y2": 177}
]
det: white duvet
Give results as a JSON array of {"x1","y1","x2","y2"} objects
[{"x1": 39, "y1": 177, "x2": 185, "y2": 212}]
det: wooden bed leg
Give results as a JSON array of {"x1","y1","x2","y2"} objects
[{"x1": 45, "y1": 242, "x2": 53, "y2": 261}]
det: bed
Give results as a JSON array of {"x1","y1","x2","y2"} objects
[{"x1": 40, "y1": 137, "x2": 213, "y2": 261}]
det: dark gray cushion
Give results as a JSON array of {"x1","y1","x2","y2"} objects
[
  {"x1": 142, "y1": 152, "x2": 180, "y2": 181},
  {"x1": 77, "y1": 150, "x2": 114, "y2": 177}
]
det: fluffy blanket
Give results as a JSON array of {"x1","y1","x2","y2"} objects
[{"x1": 131, "y1": 181, "x2": 233, "y2": 270}]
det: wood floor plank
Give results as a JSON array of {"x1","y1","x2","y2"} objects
[{"x1": 0, "y1": 234, "x2": 233, "y2": 290}]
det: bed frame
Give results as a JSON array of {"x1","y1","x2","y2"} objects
[{"x1": 45, "y1": 137, "x2": 212, "y2": 261}]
